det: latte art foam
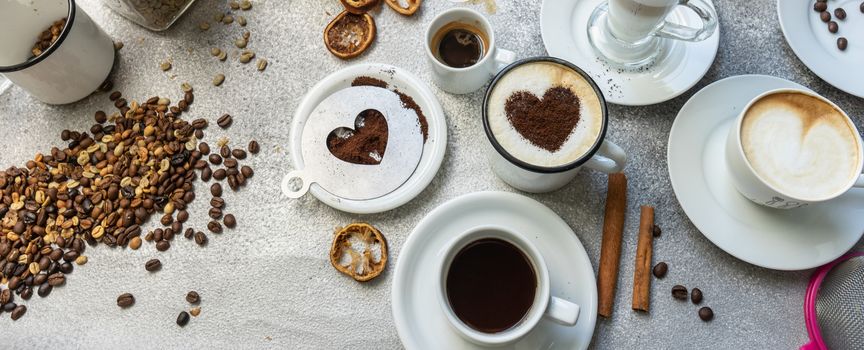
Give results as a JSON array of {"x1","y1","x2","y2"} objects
[
  {"x1": 487, "y1": 62, "x2": 603, "y2": 168},
  {"x1": 741, "y1": 92, "x2": 861, "y2": 200}
]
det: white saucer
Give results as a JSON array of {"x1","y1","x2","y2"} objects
[
  {"x1": 778, "y1": 0, "x2": 864, "y2": 98},
  {"x1": 289, "y1": 63, "x2": 447, "y2": 214},
  {"x1": 540, "y1": 0, "x2": 720, "y2": 106},
  {"x1": 668, "y1": 74, "x2": 864, "y2": 271},
  {"x1": 392, "y1": 191, "x2": 597, "y2": 349}
]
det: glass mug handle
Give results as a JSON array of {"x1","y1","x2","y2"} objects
[
  {"x1": 585, "y1": 140, "x2": 627, "y2": 174},
  {"x1": 655, "y1": 0, "x2": 717, "y2": 42}
]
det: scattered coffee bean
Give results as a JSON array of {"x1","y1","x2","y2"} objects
[
  {"x1": 213, "y1": 168, "x2": 227, "y2": 180},
  {"x1": 207, "y1": 221, "x2": 223, "y2": 234},
  {"x1": 814, "y1": 1, "x2": 827, "y2": 12},
  {"x1": 672, "y1": 285, "x2": 688, "y2": 300},
  {"x1": 95, "y1": 111, "x2": 107, "y2": 123},
  {"x1": 829, "y1": 21, "x2": 838, "y2": 33},
  {"x1": 190, "y1": 306, "x2": 201, "y2": 317},
  {"x1": 209, "y1": 154, "x2": 223, "y2": 165},
  {"x1": 820, "y1": 10, "x2": 831, "y2": 22},
  {"x1": 47, "y1": 273, "x2": 65, "y2": 286},
  {"x1": 838, "y1": 37, "x2": 848, "y2": 50},
  {"x1": 224, "y1": 158, "x2": 238, "y2": 168},
  {"x1": 177, "y1": 311, "x2": 190, "y2": 326},
  {"x1": 224, "y1": 214, "x2": 236, "y2": 228},
  {"x1": 213, "y1": 73, "x2": 225, "y2": 86},
  {"x1": 10, "y1": 304, "x2": 26, "y2": 320},
  {"x1": 177, "y1": 210, "x2": 189, "y2": 223},
  {"x1": 240, "y1": 0, "x2": 252, "y2": 10},
  {"x1": 208, "y1": 207, "x2": 223, "y2": 220},
  {"x1": 145, "y1": 258, "x2": 162, "y2": 272},
  {"x1": 160, "y1": 61, "x2": 172, "y2": 71},
  {"x1": 60, "y1": 262, "x2": 73, "y2": 274},
  {"x1": 1, "y1": 289, "x2": 12, "y2": 305},
  {"x1": 835, "y1": 7, "x2": 846, "y2": 19},
  {"x1": 220, "y1": 145, "x2": 231, "y2": 158},
  {"x1": 652, "y1": 262, "x2": 668, "y2": 278},
  {"x1": 211, "y1": 183, "x2": 223, "y2": 197},
  {"x1": 186, "y1": 291, "x2": 200, "y2": 304},
  {"x1": 232, "y1": 149, "x2": 247, "y2": 159},
  {"x1": 38, "y1": 283, "x2": 53, "y2": 297},
  {"x1": 241, "y1": 165, "x2": 254, "y2": 178},
  {"x1": 223, "y1": 14, "x2": 234, "y2": 24},
  {"x1": 199, "y1": 142, "x2": 211, "y2": 155},
  {"x1": 20, "y1": 287, "x2": 33, "y2": 300},
  {"x1": 691, "y1": 288, "x2": 704, "y2": 304},
  {"x1": 194, "y1": 231, "x2": 208, "y2": 246},
  {"x1": 75, "y1": 255, "x2": 88, "y2": 265},
  {"x1": 156, "y1": 240, "x2": 171, "y2": 252},
  {"x1": 698, "y1": 307, "x2": 714, "y2": 321},
  {"x1": 217, "y1": 114, "x2": 233, "y2": 128},
  {"x1": 248, "y1": 140, "x2": 260, "y2": 154},
  {"x1": 210, "y1": 197, "x2": 225, "y2": 208},
  {"x1": 117, "y1": 293, "x2": 135, "y2": 308},
  {"x1": 652, "y1": 224, "x2": 661, "y2": 237},
  {"x1": 129, "y1": 236, "x2": 142, "y2": 250},
  {"x1": 199, "y1": 21, "x2": 211, "y2": 31}
]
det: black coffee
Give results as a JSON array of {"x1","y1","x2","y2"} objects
[
  {"x1": 446, "y1": 238, "x2": 536, "y2": 333},
  {"x1": 435, "y1": 27, "x2": 485, "y2": 68}
]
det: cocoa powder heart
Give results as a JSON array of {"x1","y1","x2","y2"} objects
[
  {"x1": 504, "y1": 86, "x2": 581, "y2": 152},
  {"x1": 327, "y1": 109, "x2": 388, "y2": 165}
]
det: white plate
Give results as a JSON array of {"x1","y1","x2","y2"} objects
[
  {"x1": 668, "y1": 74, "x2": 864, "y2": 271},
  {"x1": 778, "y1": 0, "x2": 864, "y2": 98},
  {"x1": 540, "y1": 0, "x2": 720, "y2": 106},
  {"x1": 392, "y1": 191, "x2": 597, "y2": 350},
  {"x1": 290, "y1": 63, "x2": 447, "y2": 214}
]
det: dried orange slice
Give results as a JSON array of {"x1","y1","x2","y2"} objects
[
  {"x1": 330, "y1": 223, "x2": 388, "y2": 282},
  {"x1": 340, "y1": 0, "x2": 380, "y2": 14},
  {"x1": 324, "y1": 10, "x2": 376, "y2": 59},
  {"x1": 384, "y1": 0, "x2": 421, "y2": 16}
]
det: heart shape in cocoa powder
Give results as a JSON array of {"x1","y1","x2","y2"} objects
[
  {"x1": 504, "y1": 86, "x2": 581, "y2": 152},
  {"x1": 327, "y1": 109, "x2": 388, "y2": 165}
]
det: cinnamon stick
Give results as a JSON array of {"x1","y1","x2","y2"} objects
[
  {"x1": 597, "y1": 173, "x2": 627, "y2": 318},
  {"x1": 632, "y1": 206, "x2": 655, "y2": 312}
]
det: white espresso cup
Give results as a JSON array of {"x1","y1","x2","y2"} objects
[
  {"x1": 0, "y1": 0, "x2": 115, "y2": 104},
  {"x1": 437, "y1": 225, "x2": 580, "y2": 346},
  {"x1": 424, "y1": 8, "x2": 516, "y2": 94},
  {"x1": 725, "y1": 88, "x2": 864, "y2": 210},
  {"x1": 482, "y1": 57, "x2": 626, "y2": 193}
]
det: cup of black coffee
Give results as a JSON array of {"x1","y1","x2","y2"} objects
[{"x1": 437, "y1": 225, "x2": 580, "y2": 346}]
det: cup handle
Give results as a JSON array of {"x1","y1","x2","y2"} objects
[
  {"x1": 854, "y1": 174, "x2": 864, "y2": 188},
  {"x1": 584, "y1": 140, "x2": 627, "y2": 174},
  {"x1": 544, "y1": 296, "x2": 580, "y2": 326},
  {"x1": 655, "y1": 0, "x2": 717, "y2": 42},
  {"x1": 492, "y1": 48, "x2": 516, "y2": 73}
]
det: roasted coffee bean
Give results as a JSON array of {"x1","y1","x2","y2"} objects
[
  {"x1": 838, "y1": 37, "x2": 848, "y2": 50},
  {"x1": 217, "y1": 114, "x2": 233, "y2": 128},
  {"x1": 209, "y1": 154, "x2": 222, "y2": 165},
  {"x1": 241, "y1": 166, "x2": 254, "y2": 178},
  {"x1": 60, "y1": 262, "x2": 73, "y2": 274},
  {"x1": 652, "y1": 262, "x2": 668, "y2": 278},
  {"x1": 220, "y1": 145, "x2": 231, "y2": 158},
  {"x1": 145, "y1": 258, "x2": 162, "y2": 272},
  {"x1": 861, "y1": 2, "x2": 864, "y2": 13},
  {"x1": 20, "y1": 287, "x2": 32, "y2": 300},
  {"x1": 156, "y1": 240, "x2": 171, "y2": 252},
  {"x1": 248, "y1": 140, "x2": 260, "y2": 154},
  {"x1": 691, "y1": 288, "x2": 703, "y2": 304},
  {"x1": 192, "y1": 118, "x2": 208, "y2": 129},
  {"x1": 227, "y1": 175, "x2": 239, "y2": 191},
  {"x1": 3, "y1": 302, "x2": 16, "y2": 312},
  {"x1": 63, "y1": 250, "x2": 79, "y2": 262},
  {"x1": 672, "y1": 285, "x2": 688, "y2": 300},
  {"x1": 129, "y1": 236, "x2": 142, "y2": 250},
  {"x1": 201, "y1": 167, "x2": 212, "y2": 181},
  {"x1": 211, "y1": 197, "x2": 225, "y2": 208},
  {"x1": 117, "y1": 293, "x2": 135, "y2": 308},
  {"x1": 109, "y1": 91, "x2": 121, "y2": 101},
  {"x1": 171, "y1": 222, "x2": 182, "y2": 235},
  {"x1": 194, "y1": 231, "x2": 208, "y2": 246},
  {"x1": 190, "y1": 306, "x2": 201, "y2": 317},
  {"x1": 208, "y1": 207, "x2": 223, "y2": 220},
  {"x1": 0, "y1": 289, "x2": 11, "y2": 305},
  {"x1": 829, "y1": 21, "x2": 838, "y2": 33},
  {"x1": 37, "y1": 283, "x2": 53, "y2": 297},
  {"x1": 184, "y1": 228, "x2": 194, "y2": 239},
  {"x1": 213, "y1": 168, "x2": 227, "y2": 180},
  {"x1": 177, "y1": 210, "x2": 189, "y2": 223},
  {"x1": 652, "y1": 225, "x2": 661, "y2": 237},
  {"x1": 47, "y1": 273, "x2": 65, "y2": 286},
  {"x1": 835, "y1": 7, "x2": 847, "y2": 19},
  {"x1": 231, "y1": 149, "x2": 247, "y2": 159},
  {"x1": 34, "y1": 273, "x2": 47, "y2": 285},
  {"x1": 223, "y1": 214, "x2": 236, "y2": 228},
  {"x1": 186, "y1": 291, "x2": 200, "y2": 304},
  {"x1": 207, "y1": 221, "x2": 223, "y2": 234},
  {"x1": 820, "y1": 10, "x2": 831, "y2": 22},
  {"x1": 814, "y1": 1, "x2": 827, "y2": 11},
  {"x1": 161, "y1": 213, "x2": 174, "y2": 226},
  {"x1": 211, "y1": 183, "x2": 222, "y2": 197},
  {"x1": 153, "y1": 229, "x2": 164, "y2": 242},
  {"x1": 177, "y1": 311, "x2": 190, "y2": 326},
  {"x1": 224, "y1": 158, "x2": 238, "y2": 168},
  {"x1": 199, "y1": 142, "x2": 211, "y2": 155},
  {"x1": 698, "y1": 307, "x2": 714, "y2": 321},
  {"x1": 10, "y1": 304, "x2": 26, "y2": 320},
  {"x1": 95, "y1": 111, "x2": 107, "y2": 123}
]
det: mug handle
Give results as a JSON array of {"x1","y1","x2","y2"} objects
[
  {"x1": 492, "y1": 48, "x2": 516, "y2": 73},
  {"x1": 585, "y1": 140, "x2": 627, "y2": 174},
  {"x1": 855, "y1": 174, "x2": 864, "y2": 188},
  {"x1": 544, "y1": 296, "x2": 580, "y2": 326},
  {"x1": 655, "y1": 0, "x2": 717, "y2": 42}
]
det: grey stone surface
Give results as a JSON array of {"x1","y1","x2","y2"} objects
[{"x1": 0, "y1": 0, "x2": 862, "y2": 349}]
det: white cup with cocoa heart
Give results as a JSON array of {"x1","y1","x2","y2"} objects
[{"x1": 482, "y1": 57, "x2": 627, "y2": 193}]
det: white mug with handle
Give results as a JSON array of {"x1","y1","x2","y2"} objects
[{"x1": 425, "y1": 8, "x2": 516, "y2": 94}]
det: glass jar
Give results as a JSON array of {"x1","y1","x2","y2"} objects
[{"x1": 102, "y1": 0, "x2": 196, "y2": 31}]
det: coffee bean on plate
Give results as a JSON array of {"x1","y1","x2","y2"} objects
[
  {"x1": 145, "y1": 258, "x2": 162, "y2": 272},
  {"x1": 691, "y1": 288, "x2": 703, "y2": 304},
  {"x1": 835, "y1": 7, "x2": 846, "y2": 19},
  {"x1": 829, "y1": 21, "x2": 838, "y2": 33},
  {"x1": 838, "y1": 37, "x2": 848, "y2": 50},
  {"x1": 217, "y1": 114, "x2": 233, "y2": 128},
  {"x1": 814, "y1": 1, "x2": 827, "y2": 12},
  {"x1": 223, "y1": 214, "x2": 236, "y2": 228},
  {"x1": 820, "y1": 11, "x2": 831, "y2": 22},
  {"x1": 117, "y1": 293, "x2": 135, "y2": 308},
  {"x1": 698, "y1": 307, "x2": 714, "y2": 321},
  {"x1": 177, "y1": 311, "x2": 190, "y2": 326},
  {"x1": 672, "y1": 285, "x2": 688, "y2": 300},
  {"x1": 186, "y1": 291, "x2": 200, "y2": 304},
  {"x1": 652, "y1": 262, "x2": 668, "y2": 278},
  {"x1": 861, "y1": 2, "x2": 864, "y2": 13}
]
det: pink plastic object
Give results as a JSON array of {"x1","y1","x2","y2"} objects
[{"x1": 801, "y1": 251, "x2": 864, "y2": 350}]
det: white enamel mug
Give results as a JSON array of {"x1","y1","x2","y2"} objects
[
  {"x1": 0, "y1": 0, "x2": 115, "y2": 104},
  {"x1": 424, "y1": 8, "x2": 516, "y2": 94},
  {"x1": 725, "y1": 88, "x2": 864, "y2": 210},
  {"x1": 437, "y1": 225, "x2": 580, "y2": 346},
  {"x1": 482, "y1": 57, "x2": 627, "y2": 193}
]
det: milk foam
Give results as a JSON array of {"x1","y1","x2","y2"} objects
[
  {"x1": 487, "y1": 62, "x2": 603, "y2": 168},
  {"x1": 741, "y1": 92, "x2": 861, "y2": 200}
]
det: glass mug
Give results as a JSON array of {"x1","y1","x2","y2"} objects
[{"x1": 587, "y1": 0, "x2": 718, "y2": 68}]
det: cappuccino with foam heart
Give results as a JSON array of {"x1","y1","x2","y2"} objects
[
  {"x1": 486, "y1": 61, "x2": 604, "y2": 168},
  {"x1": 740, "y1": 92, "x2": 862, "y2": 200}
]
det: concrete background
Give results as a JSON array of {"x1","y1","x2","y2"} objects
[{"x1": 0, "y1": 0, "x2": 862, "y2": 348}]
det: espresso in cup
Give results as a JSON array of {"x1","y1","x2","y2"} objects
[
  {"x1": 432, "y1": 22, "x2": 488, "y2": 69},
  {"x1": 446, "y1": 238, "x2": 536, "y2": 333},
  {"x1": 740, "y1": 92, "x2": 861, "y2": 201}
]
